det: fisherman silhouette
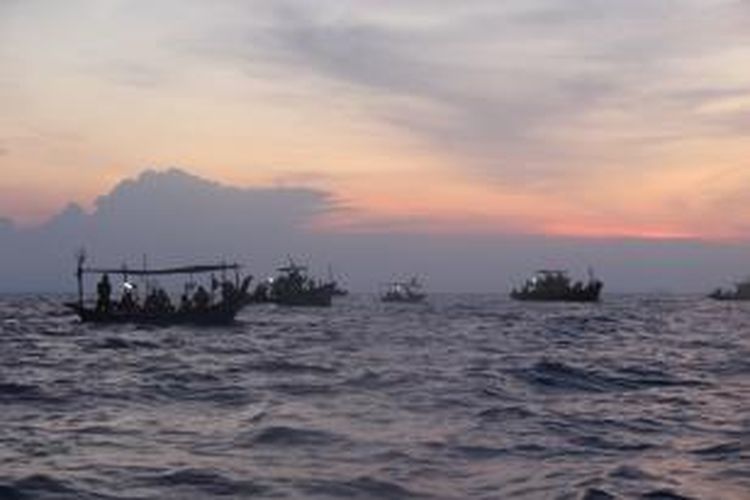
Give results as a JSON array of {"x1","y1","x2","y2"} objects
[
  {"x1": 157, "y1": 288, "x2": 173, "y2": 312},
  {"x1": 120, "y1": 282, "x2": 137, "y2": 312},
  {"x1": 180, "y1": 292, "x2": 191, "y2": 312},
  {"x1": 221, "y1": 280, "x2": 237, "y2": 304},
  {"x1": 193, "y1": 285, "x2": 210, "y2": 310},
  {"x1": 96, "y1": 274, "x2": 112, "y2": 312},
  {"x1": 144, "y1": 288, "x2": 159, "y2": 313},
  {"x1": 144, "y1": 287, "x2": 173, "y2": 314}
]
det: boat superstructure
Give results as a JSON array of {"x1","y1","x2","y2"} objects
[
  {"x1": 511, "y1": 269, "x2": 602, "y2": 302},
  {"x1": 381, "y1": 277, "x2": 426, "y2": 303}
]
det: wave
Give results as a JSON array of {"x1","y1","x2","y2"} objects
[
  {"x1": 266, "y1": 382, "x2": 336, "y2": 396},
  {"x1": 0, "y1": 382, "x2": 62, "y2": 404},
  {"x1": 151, "y1": 382, "x2": 251, "y2": 406},
  {"x1": 93, "y1": 336, "x2": 160, "y2": 350},
  {"x1": 452, "y1": 444, "x2": 510, "y2": 459},
  {"x1": 245, "y1": 425, "x2": 346, "y2": 447},
  {"x1": 640, "y1": 488, "x2": 695, "y2": 500},
  {"x1": 476, "y1": 405, "x2": 536, "y2": 421},
  {"x1": 143, "y1": 468, "x2": 267, "y2": 496},
  {"x1": 515, "y1": 359, "x2": 702, "y2": 393},
  {"x1": 1, "y1": 294, "x2": 748, "y2": 499},
  {"x1": 295, "y1": 476, "x2": 426, "y2": 498},
  {"x1": 245, "y1": 359, "x2": 337, "y2": 374},
  {"x1": 690, "y1": 441, "x2": 744, "y2": 458},
  {"x1": 579, "y1": 487, "x2": 617, "y2": 500},
  {"x1": 0, "y1": 474, "x2": 118, "y2": 500},
  {"x1": 607, "y1": 464, "x2": 658, "y2": 481},
  {"x1": 569, "y1": 434, "x2": 656, "y2": 453}
]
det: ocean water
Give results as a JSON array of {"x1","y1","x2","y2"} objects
[{"x1": 0, "y1": 294, "x2": 748, "y2": 499}]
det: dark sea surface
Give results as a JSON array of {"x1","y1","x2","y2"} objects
[{"x1": 0, "y1": 294, "x2": 748, "y2": 500}]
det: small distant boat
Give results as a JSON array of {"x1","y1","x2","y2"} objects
[
  {"x1": 66, "y1": 253, "x2": 252, "y2": 325},
  {"x1": 511, "y1": 269, "x2": 602, "y2": 302},
  {"x1": 381, "y1": 277, "x2": 426, "y2": 303},
  {"x1": 709, "y1": 278, "x2": 750, "y2": 301},
  {"x1": 252, "y1": 259, "x2": 334, "y2": 307}
]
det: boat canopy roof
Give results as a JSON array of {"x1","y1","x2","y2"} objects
[{"x1": 81, "y1": 263, "x2": 241, "y2": 276}]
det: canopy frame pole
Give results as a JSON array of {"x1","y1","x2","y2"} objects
[{"x1": 76, "y1": 249, "x2": 86, "y2": 309}]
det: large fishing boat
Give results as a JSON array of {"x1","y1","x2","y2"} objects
[
  {"x1": 66, "y1": 253, "x2": 252, "y2": 325},
  {"x1": 252, "y1": 260, "x2": 334, "y2": 306},
  {"x1": 511, "y1": 269, "x2": 602, "y2": 302},
  {"x1": 709, "y1": 277, "x2": 750, "y2": 301},
  {"x1": 381, "y1": 277, "x2": 427, "y2": 303}
]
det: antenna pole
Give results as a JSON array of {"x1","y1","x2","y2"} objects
[
  {"x1": 77, "y1": 262, "x2": 83, "y2": 308},
  {"x1": 142, "y1": 254, "x2": 148, "y2": 296},
  {"x1": 76, "y1": 248, "x2": 86, "y2": 309}
]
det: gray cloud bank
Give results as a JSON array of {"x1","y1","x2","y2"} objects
[{"x1": 1, "y1": 168, "x2": 748, "y2": 294}]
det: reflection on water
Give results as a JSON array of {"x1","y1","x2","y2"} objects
[{"x1": 0, "y1": 294, "x2": 748, "y2": 499}]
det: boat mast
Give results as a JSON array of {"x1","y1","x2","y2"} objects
[
  {"x1": 142, "y1": 253, "x2": 148, "y2": 297},
  {"x1": 76, "y1": 248, "x2": 86, "y2": 308}
]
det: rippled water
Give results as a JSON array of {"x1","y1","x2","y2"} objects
[{"x1": 0, "y1": 294, "x2": 748, "y2": 499}]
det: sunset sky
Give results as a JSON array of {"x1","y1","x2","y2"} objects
[{"x1": 2, "y1": 0, "x2": 749, "y2": 239}]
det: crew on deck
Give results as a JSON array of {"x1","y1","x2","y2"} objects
[
  {"x1": 96, "y1": 274, "x2": 112, "y2": 313},
  {"x1": 193, "y1": 285, "x2": 211, "y2": 310},
  {"x1": 119, "y1": 282, "x2": 138, "y2": 312},
  {"x1": 95, "y1": 276, "x2": 247, "y2": 316},
  {"x1": 144, "y1": 287, "x2": 173, "y2": 314}
]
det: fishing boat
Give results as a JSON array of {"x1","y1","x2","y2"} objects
[
  {"x1": 66, "y1": 253, "x2": 252, "y2": 325},
  {"x1": 511, "y1": 269, "x2": 602, "y2": 302},
  {"x1": 381, "y1": 277, "x2": 426, "y2": 303},
  {"x1": 253, "y1": 260, "x2": 334, "y2": 306},
  {"x1": 708, "y1": 277, "x2": 750, "y2": 301}
]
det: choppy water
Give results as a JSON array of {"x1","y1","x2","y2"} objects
[{"x1": 0, "y1": 294, "x2": 748, "y2": 499}]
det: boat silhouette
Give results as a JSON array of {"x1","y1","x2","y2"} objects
[
  {"x1": 709, "y1": 277, "x2": 750, "y2": 301},
  {"x1": 66, "y1": 252, "x2": 251, "y2": 325},
  {"x1": 381, "y1": 277, "x2": 426, "y2": 303},
  {"x1": 251, "y1": 259, "x2": 335, "y2": 307},
  {"x1": 511, "y1": 269, "x2": 602, "y2": 302}
]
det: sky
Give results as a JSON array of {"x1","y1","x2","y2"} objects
[
  {"x1": 1, "y1": 0, "x2": 750, "y2": 239},
  {"x1": 2, "y1": 168, "x2": 750, "y2": 293}
]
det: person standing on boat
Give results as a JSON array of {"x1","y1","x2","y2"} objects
[
  {"x1": 221, "y1": 280, "x2": 237, "y2": 305},
  {"x1": 96, "y1": 274, "x2": 112, "y2": 313},
  {"x1": 179, "y1": 292, "x2": 191, "y2": 312},
  {"x1": 193, "y1": 285, "x2": 210, "y2": 310}
]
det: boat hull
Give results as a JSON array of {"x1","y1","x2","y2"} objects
[
  {"x1": 65, "y1": 303, "x2": 244, "y2": 326},
  {"x1": 272, "y1": 292, "x2": 333, "y2": 307},
  {"x1": 708, "y1": 292, "x2": 750, "y2": 301},
  {"x1": 381, "y1": 293, "x2": 426, "y2": 303},
  {"x1": 510, "y1": 284, "x2": 602, "y2": 303},
  {"x1": 248, "y1": 290, "x2": 334, "y2": 307}
]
